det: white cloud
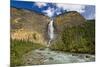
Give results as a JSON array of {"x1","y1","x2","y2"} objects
[
  {"x1": 42, "y1": 6, "x2": 63, "y2": 17},
  {"x1": 42, "y1": 3, "x2": 86, "y2": 17},
  {"x1": 42, "y1": 7, "x2": 55, "y2": 17},
  {"x1": 56, "y1": 4, "x2": 86, "y2": 13},
  {"x1": 34, "y1": 3, "x2": 86, "y2": 17},
  {"x1": 34, "y1": 2, "x2": 47, "y2": 8},
  {"x1": 56, "y1": 11, "x2": 62, "y2": 15}
]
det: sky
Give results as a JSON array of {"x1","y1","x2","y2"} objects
[{"x1": 11, "y1": 0, "x2": 95, "y2": 20}]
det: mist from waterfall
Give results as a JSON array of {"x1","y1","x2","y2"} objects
[{"x1": 48, "y1": 19, "x2": 54, "y2": 45}]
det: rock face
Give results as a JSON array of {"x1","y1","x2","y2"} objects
[
  {"x1": 53, "y1": 11, "x2": 86, "y2": 43},
  {"x1": 54, "y1": 11, "x2": 86, "y2": 33},
  {"x1": 11, "y1": 8, "x2": 86, "y2": 45},
  {"x1": 50, "y1": 11, "x2": 95, "y2": 54},
  {"x1": 11, "y1": 7, "x2": 50, "y2": 45}
]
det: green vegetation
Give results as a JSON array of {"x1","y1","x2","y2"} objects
[
  {"x1": 10, "y1": 39, "x2": 44, "y2": 66},
  {"x1": 50, "y1": 20, "x2": 95, "y2": 54}
]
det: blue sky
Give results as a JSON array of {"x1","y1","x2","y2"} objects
[{"x1": 11, "y1": 0, "x2": 95, "y2": 20}]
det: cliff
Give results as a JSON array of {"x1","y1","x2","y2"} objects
[{"x1": 11, "y1": 7, "x2": 50, "y2": 45}]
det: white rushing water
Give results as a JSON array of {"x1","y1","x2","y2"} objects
[
  {"x1": 23, "y1": 48, "x2": 95, "y2": 65},
  {"x1": 48, "y1": 19, "x2": 54, "y2": 45}
]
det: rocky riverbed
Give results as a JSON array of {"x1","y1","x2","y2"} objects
[{"x1": 22, "y1": 48, "x2": 95, "y2": 66}]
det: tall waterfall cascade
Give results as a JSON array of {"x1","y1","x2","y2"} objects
[{"x1": 48, "y1": 19, "x2": 54, "y2": 45}]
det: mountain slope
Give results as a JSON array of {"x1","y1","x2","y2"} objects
[
  {"x1": 11, "y1": 7, "x2": 50, "y2": 45},
  {"x1": 51, "y1": 13, "x2": 95, "y2": 54}
]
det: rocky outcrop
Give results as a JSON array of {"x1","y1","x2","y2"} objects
[
  {"x1": 52, "y1": 11, "x2": 86, "y2": 44},
  {"x1": 11, "y1": 7, "x2": 50, "y2": 45},
  {"x1": 54, "y1": 11, "x2": 86, "y2": 33}
]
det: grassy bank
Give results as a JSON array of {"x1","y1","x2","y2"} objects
[
  {"x1": 10, "y1": 39, "x2": 44, "y2": 66},
  {"x1": 50, "y1": 20, "x2": 95, "y2": 54}
]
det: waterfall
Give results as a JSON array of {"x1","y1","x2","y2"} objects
[{"x1": 48, "y1": 19, "x2": 54, "y2": 45}]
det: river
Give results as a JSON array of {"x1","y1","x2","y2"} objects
[{"x1": 22, "y1": 48, "x2": 95, "y2": 65}]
